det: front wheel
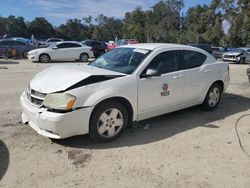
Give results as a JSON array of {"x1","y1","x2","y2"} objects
[
  {"x1": 39, "y1": 54, "x2": 50, "y2": 63},
  {"x1": 202, "y1": 83, "x2": 222, "y2": 110},
  {"x1": 89, "y1": 101, "x2": 128, "y2": 142},
  {"x1": 238, "y1": 57, "x2": 245, "y2": 64}
]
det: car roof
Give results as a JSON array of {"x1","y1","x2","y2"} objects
[
  {"x1": 122, "y1": 43, "x2": 198, "y2": 50},
  {"x1": 0, "y1": 39, "x2": 26, "y2": 43},
  {"x1": 54, "y1": 41, "x2": 82, "y2": 45}
]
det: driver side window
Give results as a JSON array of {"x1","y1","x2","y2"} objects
[
  {"x1": 143, "y1": 51, "x2": 179, "y2": 75},
  {"x1": 57, "y1": 43, "x2": 69, "y2": 49}
]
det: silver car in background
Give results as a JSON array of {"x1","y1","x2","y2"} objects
[{"x1": 222, "y1": 48, "x2": 250, "y2": 64}]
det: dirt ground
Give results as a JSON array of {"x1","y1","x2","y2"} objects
[{"x1": 0, "y1": 59, "x2": 250, "y2": 188}]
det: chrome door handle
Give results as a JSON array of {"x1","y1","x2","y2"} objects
[{"x1": 173, "y1": 75, "x2": 184, "y2": 79}]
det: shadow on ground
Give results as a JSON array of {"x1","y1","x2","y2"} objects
[
  {"x1": 0, "y1": 140, "x2": 9, "y2": 180},
  {"x1": 0, "y1": 60, "x2": 19, "y2": 65},
  {"x1": 33, "y1": 60, "x2": 94, "y2": 64},
  {"x1": 54, "y1": 93, "x2": 250, "y2": 149}
]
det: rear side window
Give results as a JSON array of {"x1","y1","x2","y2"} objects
[
  {"x1": 12, "y1": 41, "x2": 25, "y2": 46},
  {"x1": 0, "y1": 40, "x2": 11, "y2": 45},
  {"x1": 181, "y1": 50, "x2": 207, "y2": 69},
  {"x1": 57, "y1": 43, "x2": 68, "y2": 48},
  {"x1": 67, "y1": 43, "x2": 81, "y2": 48},
  {"x1": 145, "y1": 51, "x2": 179, "y2": 74}
]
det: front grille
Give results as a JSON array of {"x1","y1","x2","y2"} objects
[
  {"x1": 26, "y1": 87, "x2": 47, "y2": 107},
  {"x1": 224, "y1": 55, "x2": 236, "y2": 59},
  {"x1": 31, "y1": 89, "x2": 46, "y2": 98}
]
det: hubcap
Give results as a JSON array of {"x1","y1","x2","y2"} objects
[
  {"x1": 41, "y1": 55, "x2": 49, "y2": 63},
  {"x1": 208, "y1": 87, "x2": 220, "y2": 107},
  {"x1": 23, "y1": 51, "x2": 28, "y2": 58},
  {"x1": 81, "y1": 54, "x2": 88, "y2": 62},
  {"x1": 97, "y1": 108, "x2": 123, "y2": 138}
]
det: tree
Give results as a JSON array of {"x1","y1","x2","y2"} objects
[
  {"x1": 123, "y1": 7, "x2": 147, "y2": 42},
  {"x1": 27, "y1": 17, "x2": 55, "y2": 39},
  {"x1": 146, "y1": 0, "x2": 184, "y2": 42},
  {"x1": 92, "y1": 14, "x2": 123, "y2": 41},
  {"x1": 185, "y1": 0, "x2": 224, "y2": 46},
  {"x1": 0, "y1": 16, "x2": 29, "y2": 37},
  {"x1": 225, "y1": 0, "x2": 250, "y2": 46}
]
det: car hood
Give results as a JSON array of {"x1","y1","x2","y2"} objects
[
  {"x1": 30, "y1": 64, "x2": 126, "y2": 93},
  {"x1": 223, "y1": 52, "x2": 241, "y2": 56},
  {"x1": 29, "y1": 48, "x2": 51, "y2": 54}
]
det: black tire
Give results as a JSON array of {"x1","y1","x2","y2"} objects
[
  {"x1": 22, "y1": 51, "x2": 28, "y2": 58},
  {"x1": 202, "y1": 83, "x2": 222, "y2": 111},
  {"x1": 89, "y1": 101, "x2": 128, "y2": 142},
  {"x1": 39, "y1": 54, "x2": 50, "y2": 63},
  {"x1": 238, "y1": 57, "x2": 245, "y2": 64},
  {"x1": 79, "y1": 53, "x2": 89, "y2": 62}
]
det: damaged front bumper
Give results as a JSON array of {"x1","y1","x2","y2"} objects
[{"x1": 20, "y1": 91, "x2": 93, "y2": 139}]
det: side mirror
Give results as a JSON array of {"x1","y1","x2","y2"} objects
[
  {"x1": 141, "y1": 68, "x2": 161, "y2": 78},
  {"x1": 52, "y1": 46, "x2": 58, "y2": 50}
]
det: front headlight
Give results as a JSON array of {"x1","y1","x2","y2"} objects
[{"x1": 43, "y1": 93, "x2": 76, "y2": 111}]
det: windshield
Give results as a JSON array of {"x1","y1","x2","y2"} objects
[
  {"x1": 48, "y1": 43, "x2": 57, "y2": 48},
  {"x1": 89, "y1": 47, "x2": 151, "y2": 74}
]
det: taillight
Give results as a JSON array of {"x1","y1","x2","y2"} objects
[{"x1": 90, "y1": 48, "x2": 93, "y2": 51}]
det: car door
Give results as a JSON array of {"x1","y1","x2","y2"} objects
[
  {"x1": 137, "y1": 50, "x2": 184, "y2": 120},
  {"x1": 179, "y1": 50, "x2": 209, "y2": 105},
  {"x1": 11, "y1": 40, "x2": 26, "y2": 55},
  {"x1": 0, "y1": 40, "x2": 11, "y2": 56},
  {"x1": 66, "y1": 43, "x2": 83, "y2": 59},
  {"x1": 51, "y1": 43, "x2": 71, "y2": 60}
]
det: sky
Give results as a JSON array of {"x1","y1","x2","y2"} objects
[{"x1": 1, "y1": 0, "x2": 212, "y2": 26}]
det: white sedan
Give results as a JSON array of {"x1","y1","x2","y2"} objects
[
  {"x1": 27, "y1": 41, "x2": 94, "y2": 63},
  {"x1": 20, "y1": 43, "x2": 230, "y2": 142}
]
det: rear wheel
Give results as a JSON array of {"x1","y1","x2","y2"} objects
[
  {"x1": 39, "y1": 54, "x2": 50, "y2": 63},
  {"x1": 22, "y1": 51, "x2": 28, "y2": 58},
  {"x1": 202, "y1": 83, "x2": 222, "y2": 110},
  {"x1": 89, "y1": 101, "x2": 128, "y2": 142},
  {"x1": 79, "y1": 53, "x2": 89, "y2": 62}
]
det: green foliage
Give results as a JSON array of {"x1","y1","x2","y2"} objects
[
  {"x1": 0, "y1": 0, "x2": 249, "y2": 47},
  {"x1": 226, "y1": 0, "x2": 250, "y2": 47},
  {"x1": 27, "y1": 17, "x2": 55, "y2": 39},
  {"x1": 0, "y1": 16, "x2": 29, "y2": 37}
]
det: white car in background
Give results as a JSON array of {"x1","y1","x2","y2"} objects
[
  {"x1": 21, "y1": 43, "x2": 230, "y2": 142},
  {"x1": 27, "y1": 41, "x2": 94, "y2": 63}
]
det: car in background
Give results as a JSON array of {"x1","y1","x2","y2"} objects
[
  {"x1": 107, "y1": 39, "x2": 138, "y2": 51},
  {"x1": 212, "y1": 47, "x2": 230, "y2": 59},
  {"x1": 27, "y1": 41, "x2": 94, "y2": 63},
  {"x1": 188, "y1": 43, "x2": 213, "y2": 54},
  {"x1": 38, "y1": 38, "x2": 64, "y2": 47},
  {"x1": 239, "y1": 48, "x2": 250, "y2": 62},
  {"x1": 82, "y1": 40, "x2": 107, "y2": 57},
  {"x1": 0, "y1": 39, "x2": 35, "y2": 58},
  {"x1": 222, "y1": 48, "x2": 250, "y2": 64},
  {"x1": 13, "y1": 37, "x2": 31, "y2": 44},
  {"x1": 21, "y1": 43, "x2": 229, "y2": 142}
]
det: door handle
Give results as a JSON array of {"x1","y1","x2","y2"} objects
[
  {"x1": 204, "y1": 69, "x2": 212, "y2": 73},
  {"x1": 173, "y1": 75, "x2": 184, "y2": 79}
]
